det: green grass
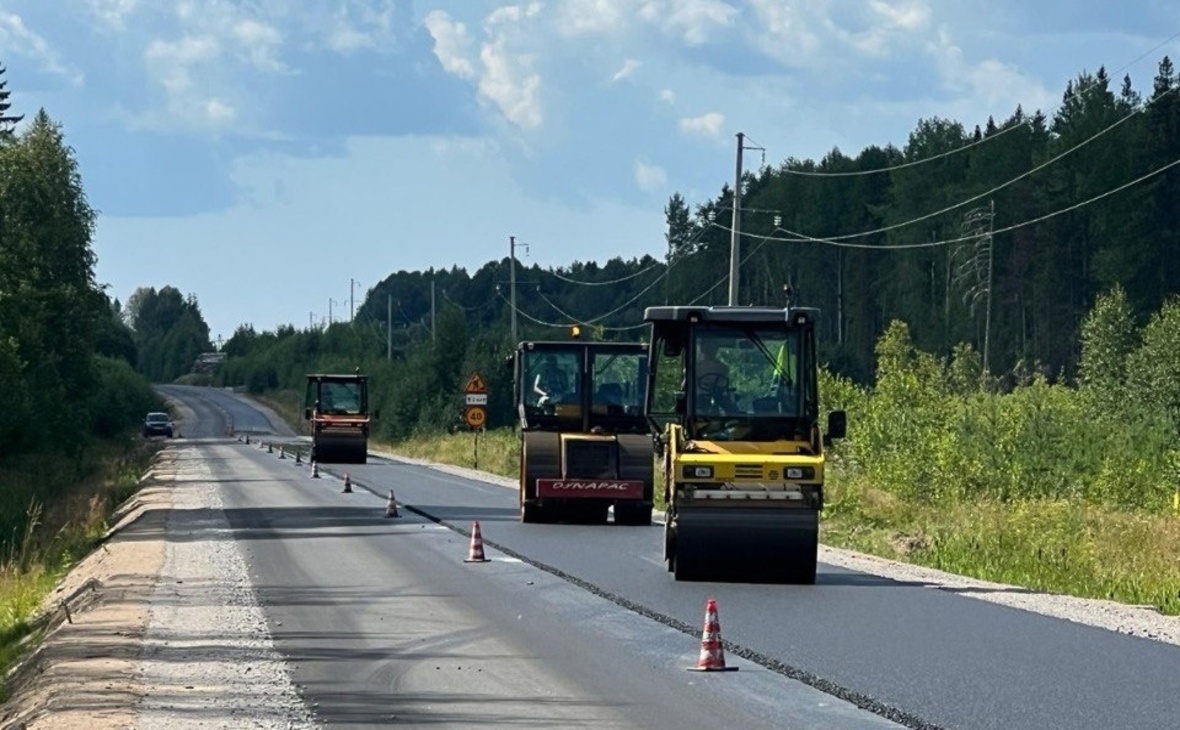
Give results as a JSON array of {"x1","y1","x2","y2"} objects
[
  {"x1": 375, "y1": 428, "x2": 521, "y2": 480},
  {"x1": 0, "y1": 438, "x2": 159, "y2": 691},
  {"x1": 822, "y1": 475, "x2": 1180, "y2": 615}
]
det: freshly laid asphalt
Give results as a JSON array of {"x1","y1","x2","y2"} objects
[{"x1": 160, "y1": 385, "x2": 1180, "y2": 730}]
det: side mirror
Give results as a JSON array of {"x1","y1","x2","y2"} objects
[
  {"x1": 826, "y1": 410, "x2": 847, "y2": 440},
  {"x1": 303, "y1": 408, "x2": 311, "y2": 420}
]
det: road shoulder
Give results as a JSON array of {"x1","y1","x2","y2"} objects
[{"x1": 0, "y1": 451, "x2": 177, "y2": 730}]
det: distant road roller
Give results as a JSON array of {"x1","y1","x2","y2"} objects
[
  {"x1": 304, "y1": 372, "x2": 375, "y2": 464},
  {"x1": 643, "y1": 304, "x2": 846, "y2": 583},
  {"x1": 512, "y1": 334, "x2": 654, "y2": 525}
]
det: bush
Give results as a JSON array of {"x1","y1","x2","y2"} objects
[{"x1": 86, "y1": 356, "x2": 162, "y2": 438}]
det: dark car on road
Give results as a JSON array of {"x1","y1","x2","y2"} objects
[{"x1": 144, "y1": 412, "x2": 174, "y2": 438}]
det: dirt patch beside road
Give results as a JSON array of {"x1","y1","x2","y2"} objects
[{"x1": 0, "y1": 451, "x2": 177, "y2": 730}]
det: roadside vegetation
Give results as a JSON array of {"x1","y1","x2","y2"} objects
[{"x1": 0, "y1": 65, "x2": 174, "y2": 688}]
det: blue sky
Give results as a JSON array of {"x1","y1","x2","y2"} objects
[{"x1": 1, "y1": 1, "x2": 1177, "y2": 342}]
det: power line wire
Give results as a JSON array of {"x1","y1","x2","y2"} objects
[
  {"x1": 777, "y1": 84, "x2": 1177, "y2": 242},
  {"x1": 777, "y1": 27, "x2": 1180, "y2": 179},
  {"x1": 543, "y1": 261, "x2": 663, "y2": 286},
  {"x1": 717, "y1": 151, "x2": 1180, "y2": 250}
]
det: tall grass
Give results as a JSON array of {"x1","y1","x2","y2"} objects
[
  {"x1": 377, "y1": 428, "x2": 521, "y2": 480},
  {"x1": 0, "y1": 439, "x2": 157, "y2": 688}
]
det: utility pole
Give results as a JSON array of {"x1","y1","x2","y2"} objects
[
  {"x1": 387, "y1": 294, "x2": 392, "y2": 360},
  {"x1": 309, "y1": 312, "x2": 314, "y2": 331},
  {"x1": 509, "y1": 235, "x2": 518, "y2": 345},
  {"x1": 431, "y1": 279, "x2": 437, "y2": 343},
  {"x1": 328, "y1": 298, "x2": 335, "y2": 325},
  {"x1": 350, "y1": 278, "x2": 355, "y2": 322},
  {"x1": 728, "y1": 133, "x2": 744, "y2": 306},
  {"x1": 727, "y1": 132, "x2": 765, "y2": 306}
]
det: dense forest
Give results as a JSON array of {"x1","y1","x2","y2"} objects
[
  {"x1": 0, "y1": 64, "x2": 162, "y2": 558},
  {"x1": 0, "y1": 66, "x2": 156, "y2": 460}
]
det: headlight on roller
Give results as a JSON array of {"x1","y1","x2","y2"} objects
[
  {"x1": 785, "y1": 466, "x2": 815, "y2": 480},
  {"x1": 682, "y1": 465, "x2": 714, "y2": 479}
]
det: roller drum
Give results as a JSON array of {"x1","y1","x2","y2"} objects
[
  {"x1": 312, "y1": 429, "x2": 368, "y2": 464},
  {"x1": 670, "y1": 507, "x2": 818, "y2": 584}
]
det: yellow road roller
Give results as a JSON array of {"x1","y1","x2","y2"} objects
[{"x1": 643, "y1": 305, "x2": 846, "y2": 583}]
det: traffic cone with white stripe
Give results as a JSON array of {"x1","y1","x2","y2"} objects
[
  {"x1": 279, "y1": 445, "x2": 286, "y2": 459},
  {"x1": 311, "y1": 461, "x2": 321, "y2": 478},
  {"x1": 687, "y1": 598, "x2": 737, "y2": 671},
  {"x1": 385, "y1": 490, "x2": 399, "y2": 518},
  {"x1": 268, "y1": 442, "x2": 273, "y2": 454},
  {"x1": 464, "y1": 521, "x2": 490, "y2": 563},
  {"x1": 342, "y1": 472, "x2": 353, "y2": 493},
  {"x1": 295, "y1": 450, "x2": 302, "y2": 465}
]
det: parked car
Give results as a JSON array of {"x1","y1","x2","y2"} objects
[{"x1": 144, "y1": 412, "x2": 174, "y2": 438}]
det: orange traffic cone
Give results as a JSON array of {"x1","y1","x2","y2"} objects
[
  {"x1": 268, "y1": 442, "x2": 273, "y2": 454},
  {"x1": 279, "y1": 445, "x2": 286, "y2": 459},
  {"x1": 687, "y1": 598, "x2": 737, "y2": 672},
  {"x1": 311, "y1": 461, "x2": 321, "y2": 478},
  {"x1": 245, "y1": 434, "x2": 250, "y2": 445},
  {"x1": 385, "y1": 490, "x2": 400, "y2": 518},
  {"x1": 342, "y1": 472, "x2": 352, "y2": 493},
  {"x1": 464, "y1": 521, "x2": 490, "y2": 563},
  {"x1": 295, "y1": 450, "x2": 302, "y2": 465}
]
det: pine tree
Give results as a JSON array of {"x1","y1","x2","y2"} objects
[{"x1": 0, "y1": 64, "x2": 23, "y2": 134}]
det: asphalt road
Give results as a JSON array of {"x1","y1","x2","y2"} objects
[
  {"x1": 159, "y1": 385, "x2": 902, "y2": 729},
  {"x1": 160, "y1": 386, "x2": 1180, "y2": 730}
]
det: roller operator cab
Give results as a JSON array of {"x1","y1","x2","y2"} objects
[
  {"x1": 643, "y1": 305, "x2": 847, "y2": 583},
  {"x1": 303, "y1": 373, "x2": 376, "y2": 464},
  {"x1": 512, "y1": 339, "x2": 655, "y2": 525}
]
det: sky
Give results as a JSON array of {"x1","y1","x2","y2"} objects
[{"x1": 1, "y1": 1, "x2": 1177, "y2": 343}]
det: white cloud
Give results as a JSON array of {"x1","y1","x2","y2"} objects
[
  {"x1": 748, "y1": 0, "x2": 932, "y2": 65},
  {"x1": 479, "y1": 38, "x2": 543, "y2": 129},
  {"x1": 233, "y1": 19, "x2": 285, "y2": 72},
  {"x1": 206, "y1": 98, "x2": 236, "y2": 122},
  {"x1": 85, "y1": 0, "x2": 140, "y2": 29},
  {"x1": 639, "y1": 0, "x2": 738, "y2": 45},
  {"x1": 870, "y1": 0, "x2": 930, "y2": 31},
  {"x1": 926, "y1": 27, "x2": 1052, "y2": 113},
  {"x1": 634, "y1": 159, "x2": 667, "y2": 190},
  {"x1": 679, "y1": 111, "x2": 724, "y2": 137},
  {"x1": 324, "y1": 0, "x2": 400, "y2": 54},
  {"x1": 426, "y1": 5, "x2": 545, "y2": 130},
  {"x1": 660, "y1": 88, "x2": 676, "y2": 104},
  {"x1": 612, "y1": 58, "x2": 641, "y2": 82},
  {"x1": 557, "y1": 0, "x2": 629, "y2": 35},
  {"x1": 424, "y1": 10, "x2": 476, "y2": 80},
  {"x1": 0, "y1": 10, "x2": 84, "y2": 84},
  {"x1": 144, "y1": 36, "x2": 220, "y2": 95}
]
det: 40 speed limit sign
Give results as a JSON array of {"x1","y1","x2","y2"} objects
[{"x1": 464, "y1": 405, "x2": 487, "y2": 429}]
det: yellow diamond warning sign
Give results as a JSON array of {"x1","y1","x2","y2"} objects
[{"x1": 463, "y1": 371, "x2": 488, "y2": 394}]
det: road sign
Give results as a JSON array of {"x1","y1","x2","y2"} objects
[
  {"x1": 465, "y1": 393, "x2": 488, "y2": 406},
  {"x1": 464, "y1": 372, "x2": 488, "y2": 394},
  {"x1": 464, "y1": 405, "x2": 487, "y2": 429}
]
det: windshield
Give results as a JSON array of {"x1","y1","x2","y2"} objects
[
  {"x1": 307, "y1": 379, "x2": 365, "y2": 415},
  {"x1": 688, "y1": 325, "x2": 811, "y2": 440},
  {"x1": 525, "y1": 349, "x2": 581, "y2": 410},
  {"x1": 519, "y1": 345, "x2": 647, "y2": 432},
  {"x1": 591, "y1": 350, "x2": 645, "y2": 416},
  {"x1": 146, "y1": 413, "x2": 170, "y2": 423}
]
